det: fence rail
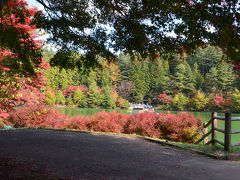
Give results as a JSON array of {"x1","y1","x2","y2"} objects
[{"x1": 195, "y1": 112, "x2": 240, "y2": 151}]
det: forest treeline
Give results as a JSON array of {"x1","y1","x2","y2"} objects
[{"x1": 43, "y1": 46, "x2": 240, "y2": 112}]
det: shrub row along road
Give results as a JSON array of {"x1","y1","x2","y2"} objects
[{"x1": 0, "y1": 129, "x2": 240, "y2": 180}]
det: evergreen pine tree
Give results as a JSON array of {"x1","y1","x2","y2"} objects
[
  {"x1": 205, "y1": 67, "x2": 219, "y2": 95},
  {"x1": 118, "y1": 54, "x2": 131, "y2": 81},
  {"x1": 149, "y1": 58, "x2": 168, "y2": 93},
  {"x1": 217, "y1": 61, "x2": 235, "y2": 95},
  {"x1": 101, "y1": 69, "x2": 111, "y2": 87},
  {"x1": 55, "y1": 91, "x2": 65, "y2": 105},
  {"x1": 87, "y1": 71, "x2": 100, "y2": 107},
  {"x1": 174, "y1": 63, "x2": 186, "y2": 92},
  {"x1": 184, "y1": 62, "x2": 196, "y2": 94},
  {"x1": 173, "y1": 62, "x2": 195, "y2": 95},
  {"x1": 130, "y1": 60, "x2": 150, "y2": 103},
  {"x1": 102, "y1": 86, "x2": 116, "y2": 109},
  {"x1": 192, "y1": 62, "x2": 204, "y2": 90},
  {"x1": 45, "y1": 67, "x2": 73, "y2": 90},
  {"x1": 73, "y1": 89, "x2": 87, "y2": 108}
]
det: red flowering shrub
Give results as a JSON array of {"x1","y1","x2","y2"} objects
[
  {"x1": 124, "y1": 112, "x2": 161, "y2": 138},
  {"x1": 6, "y1": 108, "x2": 202, "y2": 143},
  {"x1": 87, "y1": 111, "x2": 130, "y2": 133},
  {"x1": 157, "y1": 93, "x2": 173, "y2": 110},
  {"x1": 154, "y1": 112, "x2": 202, "y2": 142},
  {"x1": 7, "y1": 105, "x2": 67, "y2": 129},
  {"x1": 125, "y1": 112, "x2": 201, "y2": 142},
  {"x1": 207, "y1": 95, "x2": 231, "y2": 111},
  {"x1": 64, "y1": 116, "x2": 89, "y2": 131},
  {"x1": 158, "y1": 93, "x2": 173, "y2": 104},
  {"x1": 0, "y1": 109, "x2": 9, "y2": 120},
  {"x1": 210, "y1": 96, "x2": 224, "y2": 107}
]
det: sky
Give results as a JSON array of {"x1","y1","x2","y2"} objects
[
  {"x1": 26, "y1": 0, "x2": 44, "y2": 11},
  {"x1": 25, "y1": 0, "x2": 57, "y2": 50}
]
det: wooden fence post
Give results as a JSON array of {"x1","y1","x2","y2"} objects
[
  {"x1": 212, "y1": 112, "x2": 217, "y2": 145},
  {"x1": 203, "y1": 123, "x2": 208, "y2": 145},
  {"x1": 225, "y1": 112, "x2": 232, "y2": 151}
]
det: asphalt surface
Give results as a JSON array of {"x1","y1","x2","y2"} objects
[{"x1": 0, "y1": 129, "x2": 240, "y2": 180}]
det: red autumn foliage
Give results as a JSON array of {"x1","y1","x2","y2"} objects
[
  {"x1": 124, "y1": 112, "x2": 201, "y2": 142},
  {"x1": 0, "y1": 0, "x2": 42, "y2": 69},
  {"x1": 0, "y1": 109, "x2": 9, "y2": 120},
  {"x1": 0, "y1": 0, "x2": 48, "y2": 119},
  {"x1": 7, "y1": 105, "x2": 66, "y2": 129},
  {"x1": 208, "y1": 95, "x2": 232, "y2": 111},
  {"x1": 6, "y1": 107, "x2": 202, "y2": 143},
  {"x1": 87, "y1": 111, "x2": 130, "y2": 133},
  {"x1": 157, "y1": 93, "x2": 173, "y2": 104},
  {"x1": 207, "y1": 95, "x2": 226, "y2": 111},
  {"x1": 62, "y1": 86, "x2": 88, "y2": 96},
  {"x1": 64, "y1": 116, "x2": 89, "y2": 131},
  {"x1": 124, "y1": 112, "x2": 162, "y2": 138}
]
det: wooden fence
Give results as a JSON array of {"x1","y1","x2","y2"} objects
[{"x1": 195, "y1": 112, "x2": 240, "y2": 151}]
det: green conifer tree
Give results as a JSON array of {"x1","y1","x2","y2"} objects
[
  {"x1": 102, "y1": 86, "x2": 116, "y2": 109},
  {"x1": 174, "y1": 63, "x2": 186, "y2": 92},
  {"x1": 73, "y1": 89, "x2": 87, "y2": 108},
  {"x1": 130, "y1": 60, "x2": 150, "y2": 103},
  {"x1": 87, "y1": 71, "x2": 100, "y2": 107},
  {"x1": 205, "y1": 67, "x2": 219, "y2": 95},
  {"x1": 55, "y1": 91, "x2": 65, "y2": 105},
  {"x1": 192, "y1": 62, "x2": 204, "y2": 90},
  {"x1": 217, "y1": 61, "x2": 235, "y2": 95}
]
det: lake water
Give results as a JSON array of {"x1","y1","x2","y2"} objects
[{"x1": 57, "y1": 107, "x2": 240, "y2": 144}]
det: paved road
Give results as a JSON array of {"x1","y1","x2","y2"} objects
[{"x1": 0, "y1": 129, "x2": 240, "y2": 180}]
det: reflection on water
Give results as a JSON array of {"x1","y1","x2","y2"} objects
[{"x1": 57, "y1": 107, "x2": 240, "y2": 143}]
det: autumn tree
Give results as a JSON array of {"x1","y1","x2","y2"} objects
[
  {"x1": 231, "y1": 89, "x2": 240, "y2": 112},
  {"x1": 45, "y1": 89, "x2": 56, "y2": 106},
  {"x1": 0, "y1": 0, "x2": 49, "y2": 119},
  {"x1": 187, "y1": 91, "x2": 208, "y2": 111},
  {"x1": 1, "y1": 0, "x2": 240, "y2": 73},
  {"x1": 0, "y1": 0, "x2": 42, "y2": 76},
  {"x1": 27, "y1": 0, "x2": 240, "y2": 69},
  {"x1": 117, "y1": 81, "x2": 133, "y2": 100}
]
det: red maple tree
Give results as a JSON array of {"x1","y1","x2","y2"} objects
[{"x1": 0, "y1": 0, "x2": 49, "y2": 120}]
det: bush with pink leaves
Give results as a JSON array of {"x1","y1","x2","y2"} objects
[
  {"x1": 6, "y1": 107, "x2": 202, "y2": 143},
  {"x1": 64, "y1": 115, "x2": 89, "y2": 131},
  {"x1": 124, "y1": 112, "x2": 201, "y2": 142},
  {"x1": 87, "y1": 111, "x2": 130, "y2": 133},
  {"x1": 7, "y1": 105, "x2": 67, "y2": 129},
  {"x1": 207, "y1": 95, "x2": 231, "y2": 111}
]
